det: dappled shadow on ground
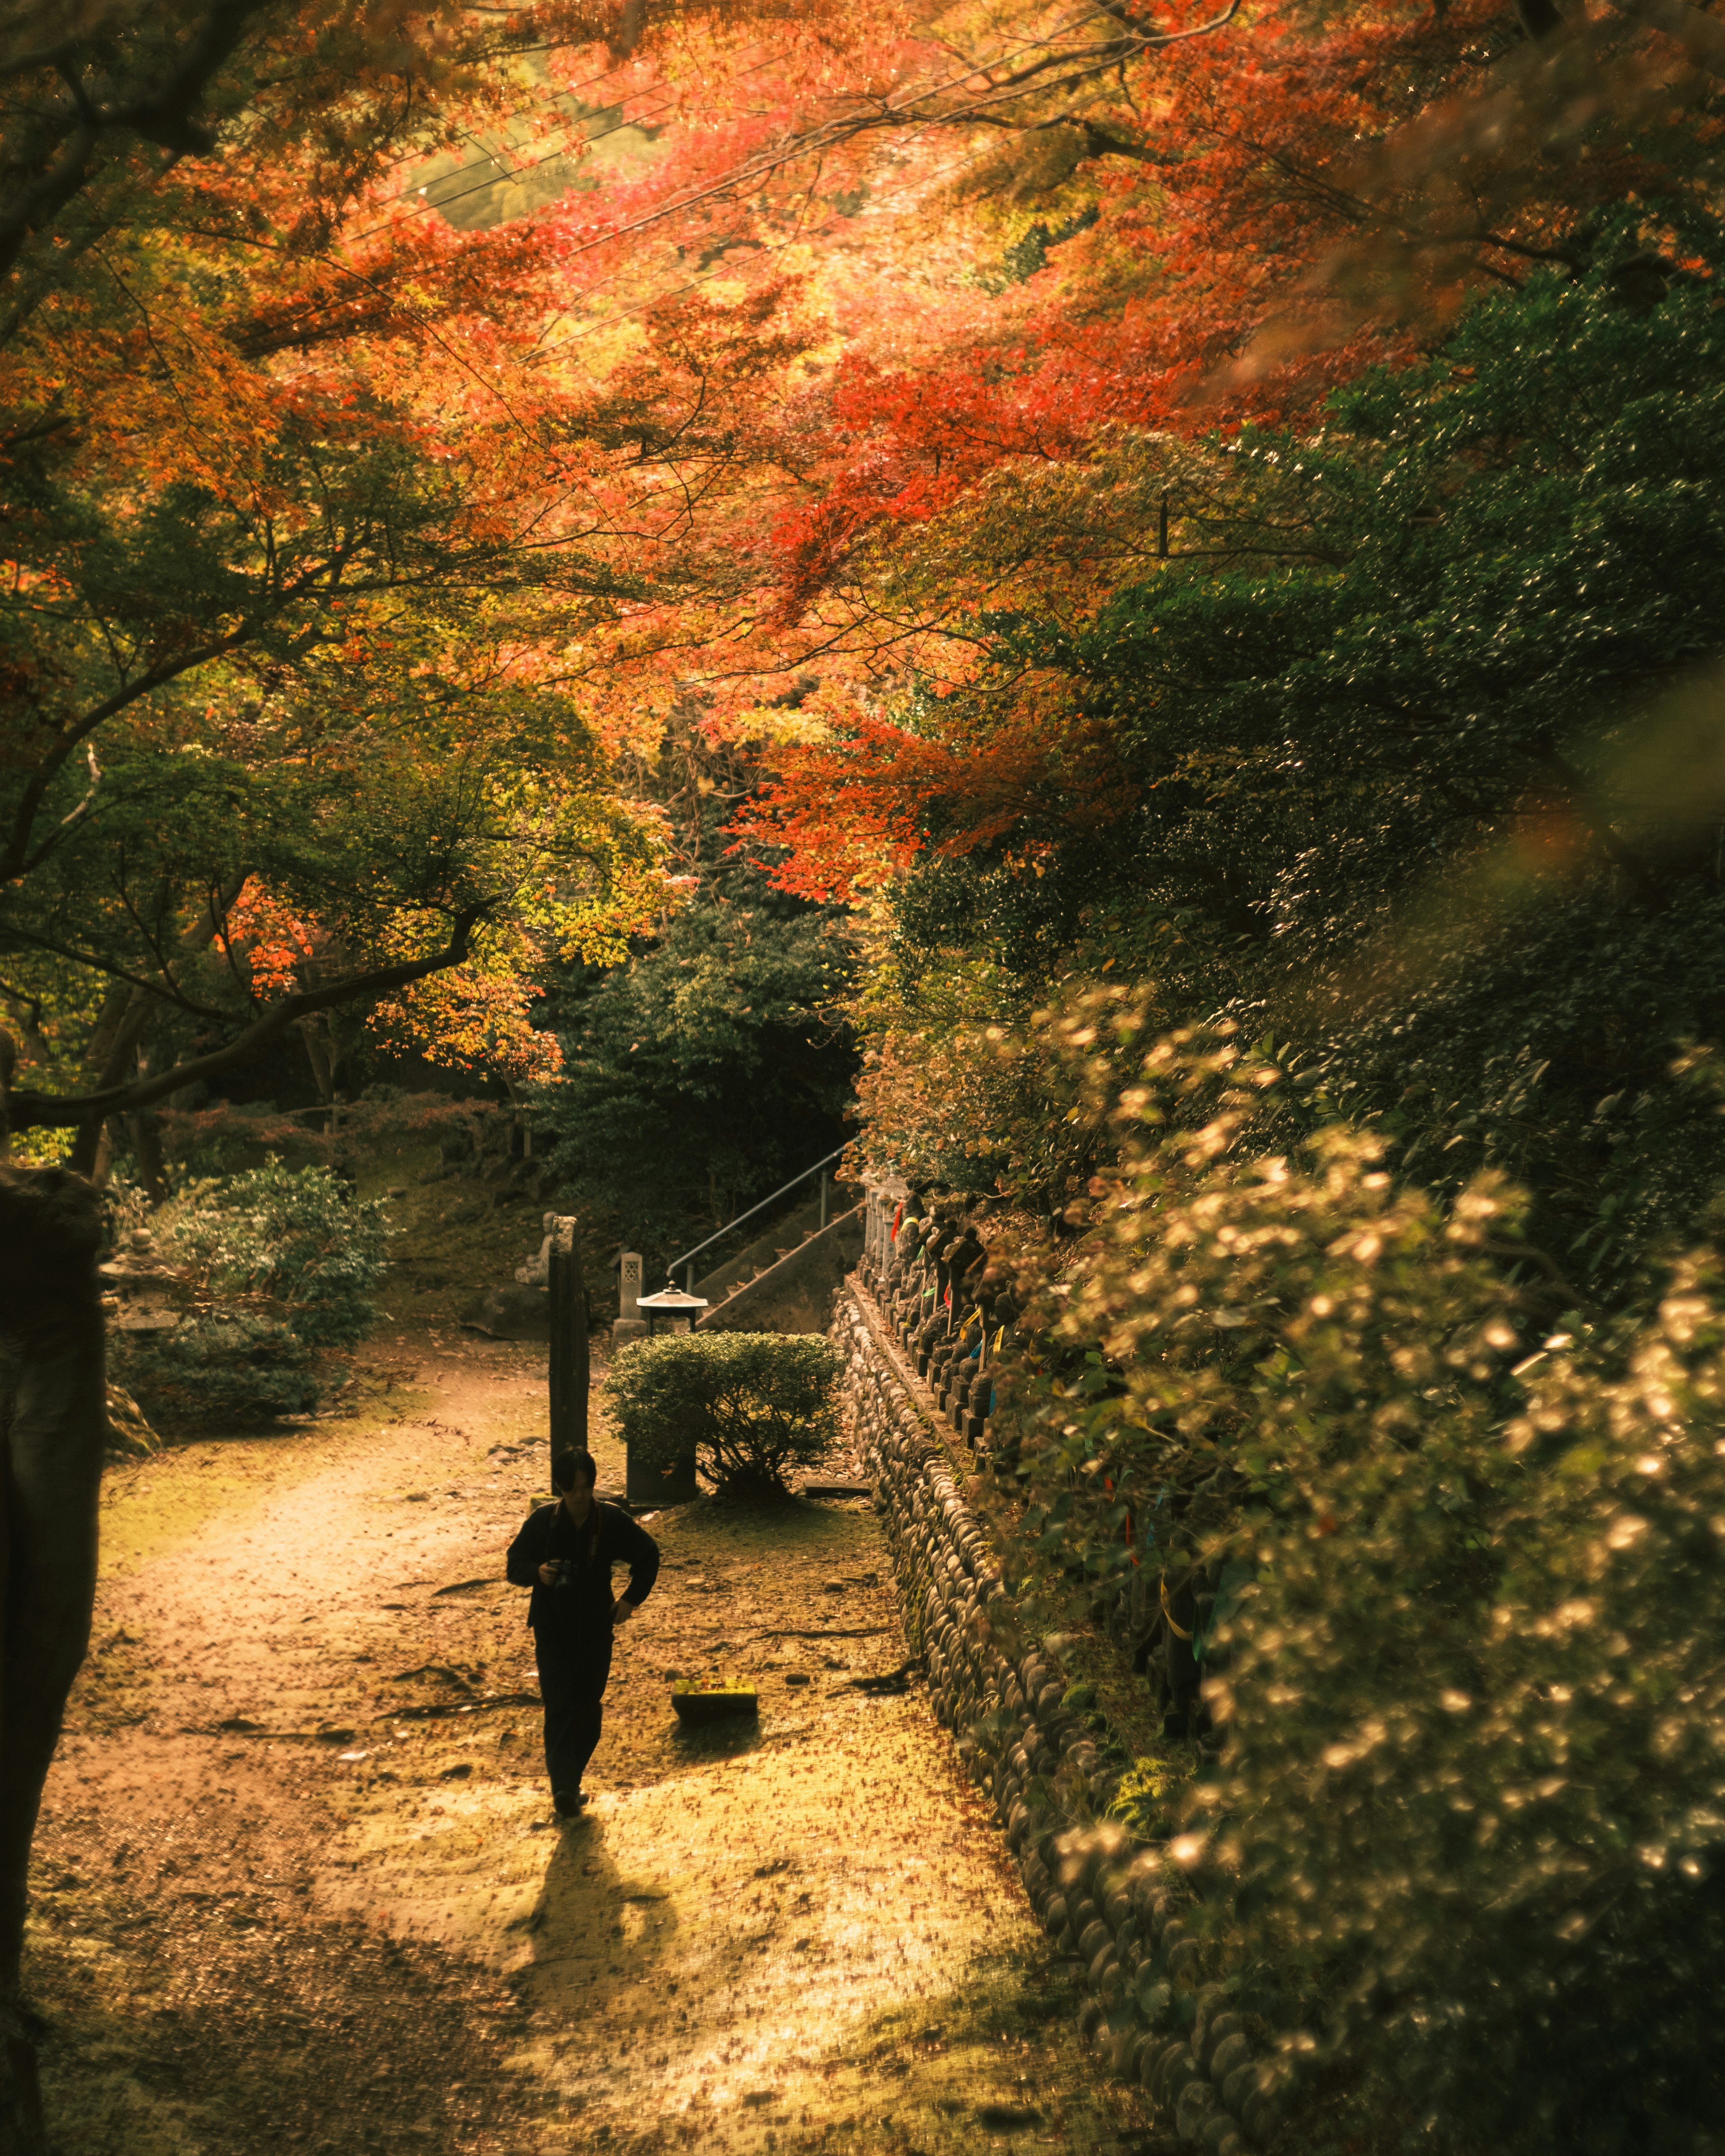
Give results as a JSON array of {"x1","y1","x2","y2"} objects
[
  {"x1": 501, "y1": 1691, "x2": 1148, "y2": 2156},
  {"x1": 522, "y1": 1814, "x2": 680, "y2": 2010},
  {"x1": 28, "y1": 1739, "x2": 535, "y2": 2156},
  {"x1": 27, "y1": 1323, "x2": 1152, "y2": 2156}
]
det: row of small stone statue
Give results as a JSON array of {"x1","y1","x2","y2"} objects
[{"x1": 860, "y1": 1193, "x2": 1019, "y2": 1453}]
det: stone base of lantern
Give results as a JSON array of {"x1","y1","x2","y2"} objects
[{"x1": 626, "y1": 1438, "x2": 699, "y2": 1506}]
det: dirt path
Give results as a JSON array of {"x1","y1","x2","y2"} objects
[{"x1": 26, "y1": 1329, "x2": 1153, "y2": 2156}]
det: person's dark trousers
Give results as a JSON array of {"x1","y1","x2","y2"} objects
[{"x1": 534, "y1": 1628, "x2": 613, "y2": 1808}]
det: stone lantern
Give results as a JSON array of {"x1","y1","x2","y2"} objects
[
  {"x1": 98, "y1": 1228, "x2": 184, "y2": 1334},
  {"x1": 624, "y1": 1288, "x2": 707, "y2": 1506},
  {"x1": 635, "y1": 1287, "x2": 709, "y2": 1337}
]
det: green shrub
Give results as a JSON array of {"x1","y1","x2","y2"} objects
[
  {"x1": 114, "y1": 1312, "x2": 321, "y2": 1429},
  {"x1": 995, "y1": 992, "x2": 1725, "y2": 2153},
  {"x1": 111, "y1": 1164, "x2": 386, "y2": 1429},
  {"x1": 849, "y1": 263, "x2": 1725, "y2": 1292},
  {"x1": 155, "y1": 1093, "x2": 503, "y2": 1180},
  {"x1": 604, "y1": 1331, "x2": 840, "y2": 1497},
  {"x1": 159, "y1": 1161, "x2": 387, "y2": 1347}
]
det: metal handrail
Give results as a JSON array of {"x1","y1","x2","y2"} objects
[{"x1": 667, "y1": 1146, "x2": 848, "y2": 1290}]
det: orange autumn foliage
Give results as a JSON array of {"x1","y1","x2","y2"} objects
[
  {"x1": 733, "y1": 702, "x2": 1135, "y2": 903},
  {"x1": 9, "y1": 0, "x2": 1725, "y2": 1121},
  {"x1": 662, "y1": 0, "x2": 1725, "y2": 889}
]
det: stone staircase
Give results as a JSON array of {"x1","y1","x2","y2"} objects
[
  {"x1": 695, "y1": 1203, "x2": 865, "y2": 1334},
  {"x1": 690, "y1": 1196, "x2": 826, "y2": 1308}
]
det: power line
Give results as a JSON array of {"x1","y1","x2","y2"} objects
[
  {"x1": 360, "y1": 48, "x2": 652, "y2": 219},
  {"x1": 259, "y1": 82, "x2": 703, "y2": 353},
  {"x1": 526, "y1": 138, "x2": 1004, "y2": 365},
  {"x1": 265, "y1": 8, "x2": 1168, "y2": 383},
  {"x1": 350, "y1": 86, "x2": 679, "y2": 241},
  {"x1": 565, "y1": 0, "x2": 1147, "y2": 261},
  {"x1": 349, "y1": 3, "x2": 1115, "y2": 267},
  {"x1": 523, "y1": 5, "x2": 1138, "y2": 364},
  {"x1": 263, "y1": 41, "x2": 796, "y2": 355}
]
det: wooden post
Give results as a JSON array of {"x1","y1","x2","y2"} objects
[{"x1": 547, "y1": 1215, "x2": 588, "y2": 1471}]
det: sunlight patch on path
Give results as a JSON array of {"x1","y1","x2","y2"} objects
[
  {"x1": 328, "y1": 1691, "x2": 1135, "y2": 2154},
  {"x1": 33, "y1": 1331, "x2": 1146, "y2": 2156}
]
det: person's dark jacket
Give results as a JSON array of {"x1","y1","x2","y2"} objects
[{"x1": 505, "y1": 1498, "x2": 659, "y2": 1634}]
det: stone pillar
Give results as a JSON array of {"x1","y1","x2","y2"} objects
[
  {"x1": 862, "y1": 1174, "x2": 907, "y2": 1285},
  {"x1": 613, "y1": 1250, "x2": 646, "y2": 1345}
]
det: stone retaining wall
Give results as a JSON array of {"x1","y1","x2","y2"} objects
[{"x1": 832, "y1": 1277, "x2": 1283, "y2": 2156}]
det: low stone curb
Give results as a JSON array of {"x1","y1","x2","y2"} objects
[{"x1": 831, "y1": 1279, "x2": 1280, "y2": 2154}]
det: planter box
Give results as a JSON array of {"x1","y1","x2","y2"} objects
[
  {"x1": 626, "y1": 1433, "x2": 698, "y2": 1503},
  {"x1": 671, "y1": 1683, "x2": 758, "y2": 1727}
]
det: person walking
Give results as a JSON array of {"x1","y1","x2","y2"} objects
[{"x1": 505, "y1": 1448, "x2": 659, "y2": 1821}]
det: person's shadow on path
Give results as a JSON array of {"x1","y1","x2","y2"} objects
[{"x1": 519, "y1": 1813, "x2": 680, "y2": 2023}]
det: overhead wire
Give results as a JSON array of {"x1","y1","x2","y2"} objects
[
  {"x1": 265, "y1": 6, "x2": 1166, "y2": 390},
  {"x1": 525, "y1": 136, "x2": 997, "y2": 366},
  {"x1": 348, "y1": 1, "x2": 1119, "y2": 259},
  {"x1": 522, "y1": 2, "x2": 1147, "y2": 364},
  {"x1": 527, "y1": 0, "x2": 1134, "y2": 266},
  {"x1": 258, "y1": 80, "x2": 711, "y2": 352},
  {"x1": 482, "y1": 4, "x2": 1135, "y2": 363},
  {"x1": 265, "y1": 44, "x2": 788, "y2": 349},
  {"x1": 349, "y1": 85, "x2": 680, "y2": 239},
  {"x1": 357, "y1": 46, "x2": 654, "y2": 218},
  {"x1": 406, "y1": 134, "x2": 1010, "y2": 604}
]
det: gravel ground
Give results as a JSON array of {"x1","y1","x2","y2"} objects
[{"x1": 25, "y1": 1326, "x2": 1154, "y2": 2156}]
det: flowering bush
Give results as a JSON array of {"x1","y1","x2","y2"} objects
[{"x1": 996, "y1": 992, "x2": 1725, "y2": 2152}]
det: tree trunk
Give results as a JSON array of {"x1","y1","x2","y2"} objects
[
  {"x1": 0, "y1": 1168, "x2": 107, "y2": 2156},
  {"x1": 504, "y1": 1079, "x2": 531, "y2": 1159},
  {"x1": 127, "y1": 1110, "x2": 168, "y2": 1203},
  {"x1": 298, "y1": 1015, "x2": 336, "y2": 1115},
  {"x1": 65, "y1": 878, "x2": 246, "y2": 1171},
  {"x1": 68, "y1": 990, "x2": 154, "y2": 1177}
]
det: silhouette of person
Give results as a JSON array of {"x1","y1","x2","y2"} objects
[{"x1": 505, "y1": 1448, "x2": 659, "y2": 1819}]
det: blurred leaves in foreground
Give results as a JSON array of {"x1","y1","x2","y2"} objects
[{"x1": 999, "y1": 995, "x2": 1725, "y2": 2154}]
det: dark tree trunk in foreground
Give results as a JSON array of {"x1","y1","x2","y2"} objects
[{"x1": 0, "y1": 1153, "x2": 107, "y2": 2156}]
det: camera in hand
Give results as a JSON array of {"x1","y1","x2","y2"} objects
[{"x1": 549, "y1": 1558, "x2": 578, "y2": 1590}]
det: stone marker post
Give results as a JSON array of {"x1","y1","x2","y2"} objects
[
  {"x1": 613, "y1": 1250, "x2": 646, "y2": 1345},
  {"x1": 547, "y1": 1217, "x2": 588, "y2": 1469}
]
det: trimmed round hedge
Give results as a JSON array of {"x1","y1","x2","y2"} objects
[{"x1": 604, "y1": 1330, "x2": 840, "y2": 1497}]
